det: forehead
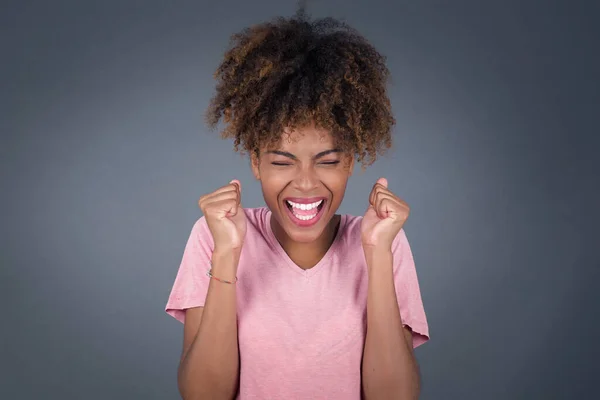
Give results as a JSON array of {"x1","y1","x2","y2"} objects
[{"x1": 267, "y1": 125, "x2": 336, "y2": 152}]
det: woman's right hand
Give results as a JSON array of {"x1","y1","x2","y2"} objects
[{"x1": 198, "y1": 179, "x2": 247, "y2": 254}]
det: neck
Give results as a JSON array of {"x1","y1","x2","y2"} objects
[{"x1": 271, "y1": 214, "x2": 341, "y2": 270}]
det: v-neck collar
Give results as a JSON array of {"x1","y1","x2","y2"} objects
[{"x1": 264, "y1": 208, "x2": 347, "y2": 279}]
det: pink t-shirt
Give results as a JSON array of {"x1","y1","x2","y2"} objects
[{"x1": 166, "y1": 207, "x2": 429, "y2": 399}]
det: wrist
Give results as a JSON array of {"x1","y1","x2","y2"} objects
[
  {"x1": 211, "y1": 249, "x2": 241, "y2": 270},
  {"x1": 362, "y1": 245, "x2": 393, "y2": 259},
  {"x1": 363, "y1": 247, "x2": 393, "y2": 271},
  {"x1": 361, "y1": 238, "x2": 393, "y2": 252},
  {"x1": 213, "y1": 246, "x2": 242, "y2": 260}
]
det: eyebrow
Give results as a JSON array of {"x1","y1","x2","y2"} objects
[{"x1": 265, "y1": 149, "x2": 341, "y2": 160}]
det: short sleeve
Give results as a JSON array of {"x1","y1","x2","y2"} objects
[
  {"x1": 165, "y1": 217, "x2": 214, "y2": 324},
  {"x1": 392, "y1": 229, "x2": 430, "y2": 348}
]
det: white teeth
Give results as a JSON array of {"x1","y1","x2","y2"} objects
[
  {"x1": 285, "y1": 199, "x2": 323, "y2": 221},
  {"x1": 286, "y1": 199, "x2": 323, "y2": 210}
]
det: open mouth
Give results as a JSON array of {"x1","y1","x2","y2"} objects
[{"x1": 284, "y1": 198, "x2": 326, "y2": 226}]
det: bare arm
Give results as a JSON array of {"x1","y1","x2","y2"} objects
[
  {"x1": 177, "y1": 251, "x2": 240, "y2": 400},
  {"x1": 361, "y1": 250, "x2": 420, "y2": 400}
]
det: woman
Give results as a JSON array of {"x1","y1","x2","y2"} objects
[{"x1": 165, "y1": 10, "x2": 429, "y2": 400}]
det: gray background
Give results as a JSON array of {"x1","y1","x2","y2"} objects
[{"x1": 2, "y1": 0, "x2": 598, "y2": 399}]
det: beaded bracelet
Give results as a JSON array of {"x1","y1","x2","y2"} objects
[{"x1": 206, "y1": 268, "x2": 238, "y2": 284}]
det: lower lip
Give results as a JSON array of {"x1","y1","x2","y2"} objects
[{"x1": 284, "y1": 201, "x2": 326, "y2": 227}]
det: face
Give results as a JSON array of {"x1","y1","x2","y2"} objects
[{"x1": 251, "y1": 125, "x2": 354, "y2": 244}]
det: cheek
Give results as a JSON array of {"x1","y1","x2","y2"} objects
[
  {"x1": 319, "y1": 170, "x2": 350, "y2": 198},
  {"x1": 259, "y1": 175, "x2": 287, "y2": 200}
]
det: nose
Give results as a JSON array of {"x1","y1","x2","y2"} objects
[{"x1": 293, "y1": 164, "x2": 319, "y2": 192}]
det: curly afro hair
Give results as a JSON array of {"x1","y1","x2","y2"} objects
[{"x1": 205, "y1": 8, "x2": 395, "y2": 167}]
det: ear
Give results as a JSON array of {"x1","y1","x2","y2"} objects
[{"x1": 250, "y1": 152, "x2": 261, "y2": 180}]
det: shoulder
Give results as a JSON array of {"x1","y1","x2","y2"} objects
[
  {"x1": 183, "y1": 215, "x2": 214, "y2": 251},
  {"x1": 242, "y1": 207, "x2": 274, "y2": 245},
  {"x1": 189, "y1": 214, "x2": 210, "y2": 237},
  {"x1": 242, "y1": 206, "x2": 270, "y2": 227},
  {"x1": 241, "y1": 207, "x2": 272, "y2": 238},
  {"x1": 336, "y1": 213, "x2": 363, "y2": 250},
  {"x1": 339, "y1": 213, "x2": 362, "y2": 239}
]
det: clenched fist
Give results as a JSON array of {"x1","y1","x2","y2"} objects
[
  {"x1": 361, "y1": 177, "x2": 410, "y2": 250},
  {"x1": 198, "y1": 179, "x2": 247, "y2": 254}
]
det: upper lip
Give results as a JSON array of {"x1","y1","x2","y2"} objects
[{"x1": 283, "y1": 197, "x2": 327, "y2": 204}]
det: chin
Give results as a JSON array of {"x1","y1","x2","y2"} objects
[{"x1": 284, "y1": 224, "x2": 330, "y2": 243}]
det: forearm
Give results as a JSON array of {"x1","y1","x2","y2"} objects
[
  {"x1": 362, "y1": 250, "x2": 419, "y2": 400},
  {"x1": 178, "y1": 251, "x2": 240, "y2": 400}
]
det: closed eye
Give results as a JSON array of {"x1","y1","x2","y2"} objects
[{"x1": 271, "y1": 161, "x2": 339, "y2": 166}]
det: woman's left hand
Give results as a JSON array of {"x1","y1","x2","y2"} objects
[{"x1": 361, "y1": 177, "x2": 410, "y2": 250}]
